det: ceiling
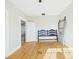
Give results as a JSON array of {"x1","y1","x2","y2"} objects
[{"x1": 9, "y1": 0, "x2": 72, "y2": 16}]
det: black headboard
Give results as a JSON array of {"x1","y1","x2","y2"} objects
[
  {"x1": 48, "y1": 29, "x2": 57, "y2": 36},
  {"x1": 38, "y1": 29, "x2": 57, "y2": 37},
  {"x1": 38, "y1": 30, "x2": 47, "y2": 36}
]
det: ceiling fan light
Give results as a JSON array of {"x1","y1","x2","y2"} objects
[{"x1": 42, "y1": 13, "x2": 45, "y2": 15}]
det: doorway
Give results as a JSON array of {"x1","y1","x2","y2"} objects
[{"x1": 21, "y1": 20, "x2": 26, "y2": 46}]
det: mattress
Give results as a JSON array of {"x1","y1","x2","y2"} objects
[{"x1": 39, "y1": 36, "x2": 57, "y2": 39}]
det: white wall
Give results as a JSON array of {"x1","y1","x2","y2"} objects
[
  {"x1": 5, "y1": 10, "x2": 10, "y2": 58},
  {"x1": 58, "y1": 2, "x2": 73, "y2": 48},
  {"x1": 26, "y1": 16, "x2": 59, "y2": 30},
  {"x1": 5, "y1": 0, "x2": 27, "y2": 57},
  {"x1": 26, "y1": 22, "x2": 37, "y2": 42}
]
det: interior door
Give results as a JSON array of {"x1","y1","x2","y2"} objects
[{"x1": 21, "y1": 20, "x2": 26, "y2": 46}]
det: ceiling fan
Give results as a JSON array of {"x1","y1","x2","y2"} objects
[
  {"x1": 39, "y1": 0, "x2": 46, "y2": 16},
  {"x1": 39, "y1": 0, "x2": 42, "y2": 3}
]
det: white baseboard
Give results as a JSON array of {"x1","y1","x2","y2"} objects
[
  {"x1": 6, "y1": 45, "x2": 21, "y2": 57},
  {"x1": 39, "y1": 40, "x2": 57, "y2": 42},
  {"x1": 63, "y1": 42, "x2": 72, "y2": 48},
  {"x1": 26, "y1": 40, "x2": 37, "y2": 42},
  {"x1": 58, "y1": 41, "x2": 73, "y2": 48}
]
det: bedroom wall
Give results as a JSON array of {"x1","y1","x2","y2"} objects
[
  {"x1": 26, "y1": 22, "x2": 37, "y2": 42},
  {"x1": 5, "y1": 0, "x2": 27, "y2": 57},
  {"x1": 26, "y1": 16, "x2": 59, "y2": 30},
  {"x1": 58, "y1": 2, "x2": 73, "y2": 48}
]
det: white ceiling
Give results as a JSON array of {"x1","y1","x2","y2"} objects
[{"x1": 10, "y1": 0, "x2": 72, "y2": 16}]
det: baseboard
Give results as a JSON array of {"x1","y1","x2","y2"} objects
[
  {"x1": 63, "y1": 42, "x2": 73, "y2": 48},
  {"x1": 58, "y1": 41, "x2": 73, "y2": 48},
  {"x1": 39, "y1": 40, "x2": 57, "y2": 42},
  {"x1": 6, "y1": 45, "x2": 21, "y2": 57},
  {"x1": 26, "y1": 40, "x2": 38, "y2": 42}
]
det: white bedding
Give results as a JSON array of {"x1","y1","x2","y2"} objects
[{"x1": 39, "y1": 36, "x2": 57, "y2": 39}]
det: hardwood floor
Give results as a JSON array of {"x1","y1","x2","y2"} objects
[{"x1": 7, "y1": 42, "x2": 72, "y2": 59}]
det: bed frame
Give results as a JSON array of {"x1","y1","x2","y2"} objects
[{"x1": 38, "y1": 29, "x2": 58, "y2": 42}]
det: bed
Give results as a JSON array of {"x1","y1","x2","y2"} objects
[{"x1": 38, "y1": 29, "x2": 58, "y2": 42}]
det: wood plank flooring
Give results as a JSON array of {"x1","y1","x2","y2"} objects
[{"x1": 7, "y1": 42, "x2": 72, "y2": 59}]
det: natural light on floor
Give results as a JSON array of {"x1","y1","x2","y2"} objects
[{"x1": 43, "y1": 48, "x2": 73, "y2": 59}]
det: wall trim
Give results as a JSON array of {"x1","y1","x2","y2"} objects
[
  {"x1": 63, "y1": 41, "x2": 72, "y2": 48},
  {"x1": 6, "y1": 45, "x2": 21, "y2": 57}
]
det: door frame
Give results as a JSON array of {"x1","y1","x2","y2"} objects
[{"x1": 19, "y1": 16, "x2": 27, "y2": 46}]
